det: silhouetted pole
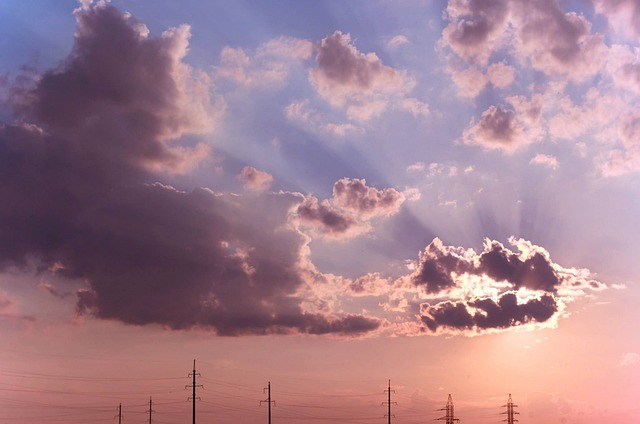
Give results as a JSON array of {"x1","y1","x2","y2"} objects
[
  {"x1": 261, "y1": 381, "x2": 275, "y2": 424},
  {"x1": 192, "y1": 363, "x2": 196, "y2": 424},
  {"x1": 186, "y1": 360, "x2": 202, "y2": 424},
  {"x1": 147, "y1": 396, "x2": 154, "y2": 424},
  {"x1": 117, "y1": 403, "x2": 122, "y2": 424},
  {"x1": 383, "y1": 380, "x2": 396, "y2": 424}
]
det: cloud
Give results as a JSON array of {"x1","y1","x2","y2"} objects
[
  {"x1": 238, "y1": 166, "x2": 274, "y2": 191},
  {"x1": 397, "y1": 98, "x2": 430, "y2": 119},
  {"x1": 442, "y1": 0, "x2": 607, "y2": 82},
  {"x1": 530, "y1": 153, "x2": 559, "y2": 169},
  {"x1": 421, "y1": 291, "x2": 557, "y2": 332},
  {"x1": 593, "y1": 0, "x2": 640, "y2": 39},
  {"x1": 214, "y1": 36, "x2": 313, "y2": 87},
  {"x1": 348, "y1": 273, "x2": 390, "y2": 297},
  {"x1": 21, "y1": 3, "x2": 219, "y2": 176},
  {"x1": 0, "y1": 290, "x2": 12, "y2": 309},
  {"x1": 447, "y1": 61, "x2": 515, "y2": 98},
  {"x1": 332, "y1": 178, "x2": 405, "y2": 218},
  {"x1": 296, "y1": 195, "x2": 360, "y2": 237},
  {"x1": 309, "y1": 31, "x2": 415, "y2": 121},
  {"x1": 620, "y1": 352, "x2": 640, "y2": 367},
  {"x1": 512, "y1": 1, "x2": 607, "y2": 82},
  {"x1": 441, "y1": 0, "x2": 510, "y2": 65},
  {"x1": 0, "y1": 3, "x2": 378, "y2": 337},
  {"x1": 462, "y1": 105, "x2": 531, "y2": 152},
  {"x1": 284, "y1": 99, "x2": 362, "y2": 137},
  {"x1": 295, "y1": 178, "x2": 406, "y2": 238},
  {"x1": 392, "y1": 237, "x2": 605, "y2": 335},
  {"x1": 388, "y1": 35, "x2": 410, "y2": 50}
]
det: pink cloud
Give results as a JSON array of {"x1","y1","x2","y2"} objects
[
  {"x1": 441, "y1": 0, "x2": 510, "y2": 65},
  {"x1": 447, "y1": 61, "x2": 515, "y2": 98},
  {"x1": 462, "y1": 105, "x2": 531, "y2": 152},
  {"x1": 387, "y1": 34, "x2": 410, "y2": 50},
  {"x1": 332, "y1": 178, "x2": 405, "y2": 218},
  {"x1": 238, "y1": 166, "x2": 274, "y2": 191},
  {"x1": 309, "y1": 31, "x2": 415, "y2": 121},
  {"x1": 449, "y1": 65, "x2": 488, "y2": 98},
  {"x1": 284, "y1": 99, "x2": 362, "y2": 137},
  {"x1": 530, "y1": 153, "x2": 559, "y2": 169},
  {"x1": 441, "y1": 0, "x2": 608, "y2": 82},
  {"x1": 0, "y1": 290, "x2": 12, "y2": 309},
  {"x1": 348, "y1": 273, "x2": 390, "y2": 297},
  {"x1": 295, "y1": 178, "x2": 406, "y2": 238},
  {"x1": 513, "y1": 3, "x2": 607, "y2": 82},
  {"x1": 214, "y1": 36, "x2": 313, "y2": 88},
  {"x1": 487, "y1": 61, "x2": 515, "y2": 88},
  {"x1": 593, "y1": 0, "x2": 640, "y2": 39}
]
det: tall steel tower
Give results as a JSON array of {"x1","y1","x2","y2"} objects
[
  {"x1": 435, "y1": 394, "x2": 460, "y2": 424},
  {"x1": 501, "y1": 394, "x2": 519, "y2": 424}
]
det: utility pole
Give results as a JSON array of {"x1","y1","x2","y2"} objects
[
  {"x1": 186, "y1": 360, "x2": 202, "y2": 424},
  {"x1": 115, "y1": 403, "x2": 122, "y2": 424},
  {"x1": 146, "y1": 396, "x2": 155, "y2": 424},
  {"x1": 382, "y1": 380, "x2": 396, "y2": 424},
  {"x1": 260, "y1": 381, "x2": 275, "y2": 424},
  {"x1": 501, "y1": 394, "x2": 519, "y2": 424},
  {"x1": 435, "y1": 394, "x2": 459, "y2": 424}
]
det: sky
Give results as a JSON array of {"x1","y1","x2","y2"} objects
[{"x1": 0, "y1": 0, "x2": 639, "y2": 422}]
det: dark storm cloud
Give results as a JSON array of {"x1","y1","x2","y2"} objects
[
  {"x1": 420, "y1": 291, "x2": 558, "y2": 332},
  {"x1": 0, "y1": 3, "x2": 379, "y2": 336},
  {"x1": 478, "y1": 240, "x2": 560, "y2": 291},
  {"x1": 398, "y1": 237, "x2": 605, "y2": 334},
  {"x1": 410, "y1": 238, "x2": 564, "y2": 294},
  {"x1": 411, "y1": 239, "x2": 473, "y2": 294}
]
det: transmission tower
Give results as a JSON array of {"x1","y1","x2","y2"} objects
[
  {"x1": 435, "y1": 394, "x2": 460, "y2": 424},
  {"x1": 501, "y1": 394, "x2": 519, "y2": 424},
  {"x1": 186, "y1": 360, "x2": 202, "y2": 424},
  {"x1": 382, "y1": 380, "x2": 397, "y2": 424},
  {"x1": 260, "y1": 381, "x2": 276, "y2": 424}
]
